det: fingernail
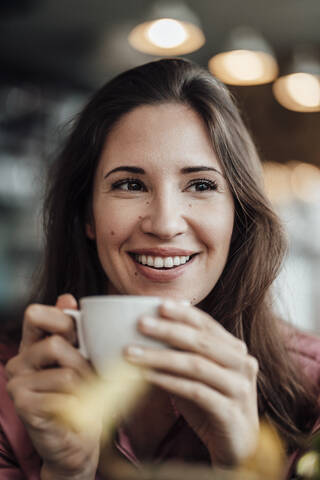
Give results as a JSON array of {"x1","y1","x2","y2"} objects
[
  {"x1": 141, "y1": 316, "x2": 157, "y2": 328},
  {"x1": 161, "y1": 300, "x2": 175, "y2": 310},
  {"x1": 126, "y1": 346, "x2": 144, "y2": 357}
]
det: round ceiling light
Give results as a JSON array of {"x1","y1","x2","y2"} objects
[
  {"x1": 273, "y1": 73, "x2": 320, "y2": 112},
  {"x1": 272, "y1": 46, "x2": 320, "y2": 113},
  {"x1": 128, "y1": 18, "x2": 205, "y2": 56},
  {"x1": 147, "y1": 18, "x2": 187, "y2": 48},
  {"x1": 209, "y1": 49, "x2": 278, "y2": 85},
  {"x1": 208, "y1": 26, "x2": 278, "y2": 86}
]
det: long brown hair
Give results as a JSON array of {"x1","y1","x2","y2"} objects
[{"x1": 32, "y1": 58, "x2": 317, "y2": 453}]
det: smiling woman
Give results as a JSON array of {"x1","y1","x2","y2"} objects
[
  {"x1": 85, "y1": 103, "x2": 234, "y2": 300},
  {"x1": 0, "y1": 58, "x2": 319, "y2": 480}
]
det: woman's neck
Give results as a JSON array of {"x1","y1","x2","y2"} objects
[{"x1": 123, "y1": 386, "x2": 178, "y2": 460}]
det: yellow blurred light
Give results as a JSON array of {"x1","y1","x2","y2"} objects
[
  {"x1": 147, "y1": 18, "x2": 187, "y2": 48},
  {"x1": 209, "y1": 50, "x2": 278, "y2": 86},
  {"x1": 273, "y1": 74, "x2": 320, "y2": 112},
  {"x1": 290, "y1": 162, "x2": 320, "y2": 202},
  {"x1": 263, "y1": 162, "x2": 293, "y2": 204},
  {"x1": 52, "y1": 361, "x2": 148, "y2": 443},
  {"x1": 237, "y1": 421, "x2": 285, "y2": 480},
  {"x1": 297, "y1": 451, "x2": 320, "y2": 477},
  {"x1": 220, "y1": 50, "x2": 264, "y2": 81},
  {"x1": 128, "y1": 19, "x2": 205, "y2": 56},
  {"x1": 287, "y1": 73, "x2": 320, "y2": 107}
]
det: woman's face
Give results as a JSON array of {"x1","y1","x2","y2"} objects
[{"x1": 87, "y1": 103, "x2": 234, "y2": 304}]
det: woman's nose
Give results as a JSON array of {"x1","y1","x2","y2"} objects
[{"x1": 140, "y1": 194, "x2": 187, "y2": 240}]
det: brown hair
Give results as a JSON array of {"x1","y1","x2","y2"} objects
[{"x1": 32, "y1": 58, "x2": 317, "y2": 452}]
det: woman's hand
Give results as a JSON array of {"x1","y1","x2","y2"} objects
[
  {"x1": 124, "y1": 301, "x2": 259, "y2": 467},
  {"x1": 5, "y1": 294, "x2": 101, "y2": 480}
]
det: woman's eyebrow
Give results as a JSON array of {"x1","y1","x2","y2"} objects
[
  {"x1": 104, "y1": 165, "x2": 224, "y2": 179},
  {"x1": 104, "y1": 166, "x2": 145, "y2": 179},
  {"x1": 181, "y1": 166, "x2": 224, "y2": 177}
]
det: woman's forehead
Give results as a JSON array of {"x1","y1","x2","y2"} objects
[
  {"x1": 98, "y1": 103, "x2": 222, "y2": 172},
  {"x1": 108, "y1": 103, "x2": 203, "y2": 138}
]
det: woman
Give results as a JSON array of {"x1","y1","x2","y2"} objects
[{"x1": 0, "y1": 58, "x2": 319, "y2": 479}]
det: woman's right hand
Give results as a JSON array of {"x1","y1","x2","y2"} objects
[{"x1": 5, "y1": 294, "x2": 102, "y2": 480}]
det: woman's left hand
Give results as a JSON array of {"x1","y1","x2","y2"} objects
[{"x1": 124, "y1": 301, "x2": 259, "y2": 467}]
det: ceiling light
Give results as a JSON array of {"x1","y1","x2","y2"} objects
[
  {"x1": 128, "y1": 2, "x2": 205, "y2": 56},
  {"x1": 208, "y1": 26, "x2": 278, "y2": 86},
  {"x1": 273, "y1": 46, "x2": 320, "y2": 112},
  {"x1": 146, "y1": 18, "x2": 187, "y2": 49}
]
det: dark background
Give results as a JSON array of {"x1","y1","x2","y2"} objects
[{"x1": 1, "y1": 0, "x2": 320, "y2": 165}]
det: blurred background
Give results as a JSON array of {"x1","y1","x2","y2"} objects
[{"x1": 0, "y1": 0, "x2": 319, "y2": 334}]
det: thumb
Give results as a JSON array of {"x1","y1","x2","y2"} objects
[{"x1": 56, "y1": 293, "x2": 78, "y2": 310}]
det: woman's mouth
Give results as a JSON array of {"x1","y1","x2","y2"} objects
[
  {"x1": 128, "y1": 252, "x2": 198, "y2": 282},
  {"x1": 129, "y1": 253, "x2": 195, "y2": 269}
]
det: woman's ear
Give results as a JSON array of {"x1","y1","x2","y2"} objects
[
  {"x1": 85, "y1": 202, "x2": 96, "y2": 239},
  {"x1": 85, "y1": 222, "x2": 96, "y2": 240}
]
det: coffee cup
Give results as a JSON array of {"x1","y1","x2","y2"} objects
[{"x1": 64, "y1": 295, "x2": 165, "y2": 377}]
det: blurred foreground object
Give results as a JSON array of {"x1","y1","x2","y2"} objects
[
  {"x1": 235, "y1": 421, "x2": 285, "y2": 479},
  {"x1": 99, "y1": 460, "x2": 283, "y2": 480},
  {"x1": 58, "y1": 370, "x2": 286, "y2": 480},
  {"x1": 52, "y1": 360, "x2": 286, "y2": 479},
  {"x1": 53, "y1": 360, "x2": 148, "y2": 444},
  {"x1": 53, "y1": 360, "x2": 286, "y2": 479},
  {"x1": 297, "y1": 431, "x2": 320, "y2": 479},
  {"x1": 99, "y1": 420, "x2": 285, "y2": 479}
]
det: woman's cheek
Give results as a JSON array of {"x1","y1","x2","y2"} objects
[
  {"x1": 94, "y1": 207, "x2": 139, "y2": 248},
  {"x1": 192, "y1": 204, "x2": 234, "y2": 251}
]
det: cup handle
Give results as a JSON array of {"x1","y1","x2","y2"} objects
[{"x1": 63, "y1": 309, "x2": 89, "y2": 359}]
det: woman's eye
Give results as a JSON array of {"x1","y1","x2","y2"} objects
[
  {"x1": 111, "y1": 177, "x2": 218, "y2": 193},
  {"x1": 187, "y1": 179, "x2": 218, "y2": 192},
  {"x1": 111, "y1": 178, "x2": 146, "y2": 192}
]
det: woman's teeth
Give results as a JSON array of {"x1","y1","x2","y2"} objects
[{"x1": 134, "y1": 254, "x2": 191, "y2": 269}]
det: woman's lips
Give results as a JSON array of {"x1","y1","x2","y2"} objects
[{"x1": 129, "y1": 254, "x2": 197, "y2": 282}]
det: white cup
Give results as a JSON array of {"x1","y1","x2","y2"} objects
[{"x1": 64, "y1": 295, "x2": 165, "y2": 377}]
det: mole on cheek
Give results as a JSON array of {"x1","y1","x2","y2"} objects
[
  {"x1": 188, "y1": 204, "x2": 192, "y2": 208},
  {"x1": 146, "y1": 202, "x2": 150, "y2": 206},
  {"x1": 134, "y1": 272, "x2": 138, "y2": 276},
  {"x1": 111, "y1": 230, "x2": 115, "y2": 236}
]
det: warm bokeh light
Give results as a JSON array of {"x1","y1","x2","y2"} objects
[
  {"x1": 287, "y1": 73, "x2": 320, "y2": 107},
  {"x1": 219, "y1": 50, "x2": 264, "y2": 82},
  {"x1": 147, "y1": 18, "x2": 187, "y2": 48},
  {"x1": 291, "y1": 162, "x2": 320, "y2": 202},
  {"x1": 297, "y1": 451, "x2": 320, "y2": 478},
  {"x1": 128, "y1": 19, "x2": 205, "y2": 56},
  {"x1": 273, "y1": 73, "x2": 320, "y2": 112},
  {"x1": 263, "y1": 162, "x2": 293, "y2": 204},
  {"x1": 208, "y1": 50, "x2": 278, "y2": 85},
  {"x1": 263, "y1": 161, "x2": 320, "y2": 204}
]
